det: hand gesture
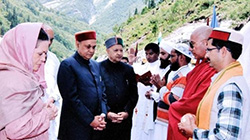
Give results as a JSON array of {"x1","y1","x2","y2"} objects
[
  {"x1": 145, "y1": 90, "x2": 153, "y2": 99},
  {"x1": 178, "y1": 113, "x2": 197, "y2": 137},
  {"x1": 45, "y1": 98, "x2": 58, "y2": 120},
  {"x1": 90, "y1": 115, "x2": 106, "y2": 131},
  {"x1": 150, "y1": 74, "x2": 165, "y2": 89}
]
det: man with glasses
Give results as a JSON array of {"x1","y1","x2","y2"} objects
[
  {"x1": 167, "y1": 26, "x2": 217, "y2": 140},
  {"x1": 178, "y1": 28, "x2": 250, "y2": 140}
]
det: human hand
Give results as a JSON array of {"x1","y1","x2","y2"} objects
[
  {"x1": 117, "y1": 112, "x2": 129, "y2": 121},
  {"x1": 45, "y1": 98, "x2": 58, "y2": 120},
  {"x1": 145, "y1": 90, "x2": 153, "y2": 99},
  {"x1": 90, "y1": 115, "x2": 107, "y2": 131},
  {"x1": 178, "y1": 113, "x2": 197, "y2": 138},
  {"x1": 150, "y1": 74, "x2": 165, "y2": 89},
  {"x1": 128, "y1": 47, "x2": 136, "y2": 65},
  {"x1": 107, "y1": 112, "x2": 121, "y2": 123}
]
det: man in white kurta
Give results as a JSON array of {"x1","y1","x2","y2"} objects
[
  {"x1": 42, "y1": 25, "x2": 62, "y2": 140},
  {"x1": 150, "y1": 43, "x2": 193, "y2": 140},
  {"x1": 239, "y1": 22, "x2": 250, "y2": 87},
  {"x1": 131, "y1": 43, "x2": 166, "y2": 140}
]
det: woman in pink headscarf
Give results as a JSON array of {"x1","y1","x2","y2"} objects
[{"x1": 0, "y1": 22, "x2": 57, "y2": 140}]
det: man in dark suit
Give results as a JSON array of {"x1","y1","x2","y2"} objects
[
  {"x1": 99, "y1": 37, "x2": 138, "y2": 140},
  {"x1": 57, "y1": 30, "x2": 107, "y2": 140}
]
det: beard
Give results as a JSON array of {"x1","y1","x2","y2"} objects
[
  {"x1": 170, "y1": 60, "x2": 180, "y2": 71},
  {"x1": 160, "y1": 58, "x2": 170, "y2": 69}
]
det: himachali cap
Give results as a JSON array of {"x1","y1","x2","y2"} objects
[
  {"x1": 209, "y1": 28, "x2": 243, "y2": 45},
  {"x1": 159, "y1": 40, "x2": 174, "y2": 54},
  {"x1": 75, "y1": 30, "x2": 96, "y2": 42},
  {"x1": 173, "y1": 43, "x2": 193, "y2": 59},
  {"x1": 105, "y1": 36, "x2": 124, "y2": 49}
]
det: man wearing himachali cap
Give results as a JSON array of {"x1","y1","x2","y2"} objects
[
  {"x1": 57, "y1": 30, "x2": 107, "y2": 140},
  {"x1": 167, "y1": 26, "x2": 217, "y2": 140},
  {"x1": 178, "y1": 28, "x2": 250, "y2": 140},
  {"x1": 99, "y1": 36, "x2": 138, "y2": 140}
]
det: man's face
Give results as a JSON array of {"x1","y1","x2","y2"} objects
[
  {"x1": 46, "y1": 29, "x2": 54, "y2": 47},
  {"x1": 159, "y1": 48, "x2": 170, "y2": 68},
  {"x1": 145, "y1": 49, "x2": 159, "y2": 63},
  {"x1": 205, "y1": 39, "x2": 221, "y2": 71},
  {"x1": 189, "y1": 33, "x2": 207, "y2": 59},
  {"x1": 107, "y1": 44, "x2": 123, "y2": 63},
  {"x1": 170, "y1": 49, "x2": 180, "y2": 71},
  {"x1": 76, "y1": 39, "x2": 96, "y2": 60},
  {"x1": 160, "y1": 48, "x2": 169, "y2": 60}
]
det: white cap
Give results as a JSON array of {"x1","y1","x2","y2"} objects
[
  {"x1": 209, "y1": 28, "x2": 244, "y2": 45},
  {"x1": 173, "y1": 43, "x2": 193, "y2": 59},
  {"x1": 159, "y1": 40, "x2": 174, "y2": 54}
]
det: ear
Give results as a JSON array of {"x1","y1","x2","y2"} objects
[
  {"x1": 179, "y1": 54, "x2": 185, "y2": 61},
  {"x1": 75, "y1": 40, "x2": 80, "y2": 49},
  {"x1": 221, "y1": 46, "x2": 228, "y2": 57}
]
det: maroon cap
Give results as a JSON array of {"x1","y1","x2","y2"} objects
[{"x1": 75, "y1": 30, "x2": 96, "y2": 42}]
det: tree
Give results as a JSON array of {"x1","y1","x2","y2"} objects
[
  {"x1": 134, "y1": 8, "x2": 138, "y2": 15},
  {"x1": 148, "y1": 0, "x2": 156, "y2": 9}
]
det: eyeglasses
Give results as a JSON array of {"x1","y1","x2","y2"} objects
[
  {"x1": 189, "y1": 41, "x2": 195, "y2": 49},
  {"x1": 189, "y1": 39, "x2": 207, "y2": 49},
  {"x1": 206, "y1": 47, "x2": 218, "y2": 52}
]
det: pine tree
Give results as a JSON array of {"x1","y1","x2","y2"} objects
[{"x1": 134, "y1": 8, "x2": 138, "y2": 15}]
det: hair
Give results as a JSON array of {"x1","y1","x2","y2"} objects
[
  {"x1": 122, "y1": 56, "x2": 129, "y2": 62},
  {"x1": 144, "y1": 43, "x2": 160, "y2": 54},
  {"x1": 38, "y1": 28, "x2": 49, "y2": 41},
  {"x1": 211, "y1": 39, "x2": 242, "y2": 59},
  {"x1": 175, "y1": 50, "x2": 191, "y2": 63}
]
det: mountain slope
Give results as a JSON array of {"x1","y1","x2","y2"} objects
[
  {"x1": 117, "y1": 0, "x2": 250, "y2": 51},
  {"x1": 0, "y1": 0, "x2": 102, "y2": 60},
  {"x1": 38, "y1": 0, "x2": 146, "y2": 33}
]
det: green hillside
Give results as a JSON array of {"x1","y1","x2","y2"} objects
[
  {"x1": 114, "y1": 0, "x2": 249, "y2": 51},
  {"x1": 0, "y1": 0, "x2": 107, "y2": 60},
  {"x1": 0, "y1": 0, "x2": 249, "y2": 60}
]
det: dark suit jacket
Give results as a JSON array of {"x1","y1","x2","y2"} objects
[
  {"x1": 57, "y1": 52, "x2": 107, "y2": 140},
  {"x1": 99, "y1": 59, "x2": 138, "y2": 140}
]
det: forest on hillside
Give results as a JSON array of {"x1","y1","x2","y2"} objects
[{"x1": 0, "y1": 0, "x2": 249, "y2": 60}]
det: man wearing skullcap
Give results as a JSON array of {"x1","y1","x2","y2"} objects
[
  {"x1": 148, "y1": 43, "x2": 192, "y2": 140},
  {"x1": 167, "y1": 26, "x2": 217, "y2": 140},
  {"x1": 179, "y1": 28, "x2": 250, "y2": 140},
  {"x1": 57, "y1": 30, "x2": 107, "y2": 140},
  {"x1": 99, "y1": 36, "x2": 138, "y2": 140}
]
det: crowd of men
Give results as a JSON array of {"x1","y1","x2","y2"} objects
[{"x1": 0, "y1": 22, "x2": 250, "y2": 140}]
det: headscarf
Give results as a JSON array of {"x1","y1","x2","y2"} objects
[{"x1": 0, "y1": 22, "x2": 47, "y2": 129}]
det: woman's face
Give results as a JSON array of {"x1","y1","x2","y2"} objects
[{"x1": 32, "y1": 40, "x2": 49, "y2": 72}]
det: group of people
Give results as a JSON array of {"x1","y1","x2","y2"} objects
[{"x1": 0, "y1": 21, "x2": 249, "y2": 140}]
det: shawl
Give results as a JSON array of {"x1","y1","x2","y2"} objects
[
  {"x1": 196, "y1": 61, "x2": 242, "y2": 129},
  {"x1": 0, "y1": 22, "x2": 46, "y2": 129}
]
